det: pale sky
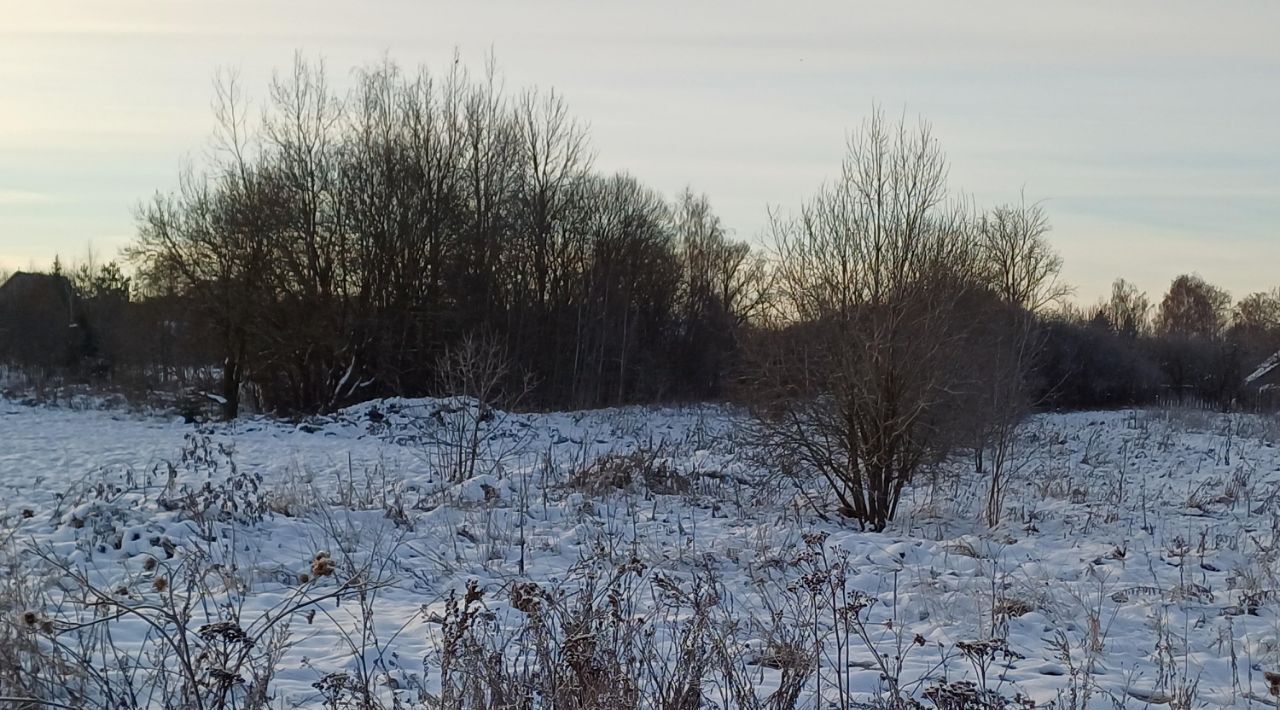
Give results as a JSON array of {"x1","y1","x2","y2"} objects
[{"x1": 1, "y1": 1, "x2": 1277, "y2": 304}]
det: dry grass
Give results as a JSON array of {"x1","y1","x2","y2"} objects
[{"x1": 565, "y1": 445, "x2": 693, "y2": 497}]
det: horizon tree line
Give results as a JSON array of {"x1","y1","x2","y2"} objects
[
  {"x1": 3, "y1": 55, "x2": 1280, "y2": 531},
  {"x1": 121, "y1": 54, "x2": 767, "y2": 418}
]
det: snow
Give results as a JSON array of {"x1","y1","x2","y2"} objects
[
  {"x1": 3, "y1": 397, "x2": 1280, "y2": 707},
  {"x1": 1246, "y1": 350, "x2": 1280, "y2": 385}
]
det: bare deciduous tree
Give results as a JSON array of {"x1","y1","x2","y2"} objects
[
  {"x1": 513, "y1": 86, "x2": 592, "y2": 311},
  {"x1": 977, "y1": 195, "x2": 1069, "y2": 313},
  {"x1": 129, "y1": 69, "x2": 286, "y2": 419},
  {"x1": 960, "y1": 302, "x2": 1042, "y2": 526},
  {"x1": 1157, "y1": 274, "x2": 1230, "y2": 340},
  {"x1": 1099, "y1": 278, "x2": 1150, "y2": 338},
  {"x1": 753, "y1": 108, "x2": 982, "y2": 531},
  {"x1": 1152, "y1": 274, "x2": 1233, "y2": 404},
  {"x1": 1233, "y1": 289, "x2": 1280, "y2": 336},
  {"x1": 130, "y1": 173, "x2": 275, "y2": 419},
  {"x1": 672, "y1": 189, "x2": 770, "y2": 394},
  {"x1": 423, "y1": 333, "x2": 533, "y2": 483}
]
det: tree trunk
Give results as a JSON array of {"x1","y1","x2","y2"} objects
[{"x1": 221, "y1": 356, "x2": 241, "y2": 420}]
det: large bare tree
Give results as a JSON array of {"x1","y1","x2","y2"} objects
[
  {"x1": 1153, "y1": 274, "x2": 1232, "y2": 404},
  {"x1": 129, "y1": 71, "x2": 278, "y2": 419},
  {"x1": 754, "y1": 109, "x2": 982, "y2": 531},
  {"x1": 672, "y1": 189, "x2": 770, "y2": 395},
  {"x1": 976, "y1": 195, "x2": 1068, "y2": 313},
  {"x1": 1157, "y1": 274, "x2": 1230, "y2": 340}
]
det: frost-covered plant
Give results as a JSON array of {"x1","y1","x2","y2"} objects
[
  {"x1": 408, "y1": 335, "x2": 536, "y2": 486},
  {"x1": 156, "y1": 430, "x2": 268, "y2": 530},
  {"x1": 0, "y1": 499, "x2": 397, "y2": 710},
  {"x1": 424, "y1": 551, "x2": 821, "y2": 710}
]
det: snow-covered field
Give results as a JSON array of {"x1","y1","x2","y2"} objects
[{"x1": 3, "y1": 396, "x2": 1280, "y2": 708}]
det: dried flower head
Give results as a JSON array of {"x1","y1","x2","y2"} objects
[
  {"x1": 511, "y1": 582, "x2": 543, "y2": 614},
  {"x1": 311, "y1": 557, "x2": 336, "y2": 578},
  {"x1": 802, "y1": 531, "x2": 829, "y2": 548},
  {"x1": 464, "y1": 579, "x2": 483, "y2": 605}
]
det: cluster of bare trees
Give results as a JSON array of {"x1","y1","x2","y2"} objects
[
  {"x1": 129, "y1": 56, "x2": 764, "y2": 418},
  {"x1": 1038, "y1": 274, "x2": 1280, "y2": 410},
  {"x1": 747, "y1": 109, "x2": 1062, "y2": 530}
]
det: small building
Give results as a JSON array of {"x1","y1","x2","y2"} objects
[
  {"x1": 1244, "y1": 350, "x2": 1280, "y2": 410},
  {"x1": 0, "y1": 271, "x2": 85, "y2": 369}
]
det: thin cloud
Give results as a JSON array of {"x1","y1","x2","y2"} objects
[
  {"x1": 1, "y1": 2, "x2": 1278, "y2": 304},
  {"x1": 0, "y1": 189, "x2": 55, "y2": 206}
]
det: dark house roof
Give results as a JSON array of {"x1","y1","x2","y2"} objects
[
  {"x1": 0, "y1": 271, "x2": 89, "y2": 368},
  {"x1": 1246, "y1": 350, "x2": 1280, "y2": 391},
  {"x1": 0, "y1": 271, "x2": 77, "y2": 323}
]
